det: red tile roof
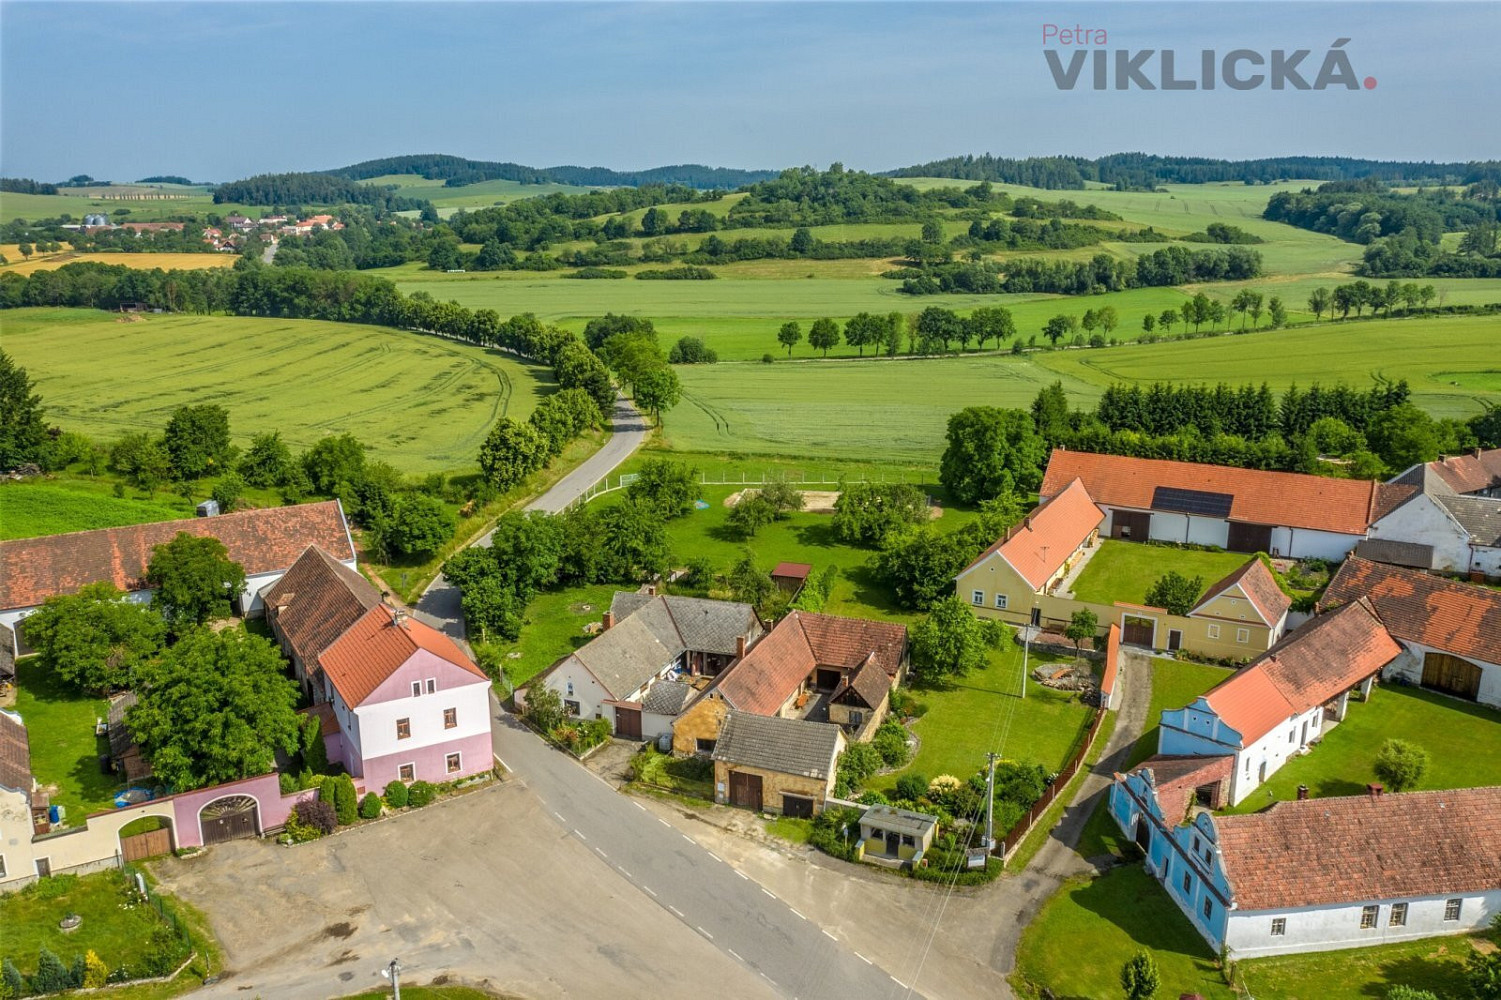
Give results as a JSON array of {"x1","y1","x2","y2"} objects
[
  {"x1": 1429, "y1": 448, "x2": 1501, "y2": 495},
  {"x1": 1040, "y1": 451, "x2": 1379, "y2": 536},
  {"x1": 831, "y1": 656, "x2": 891, "y2": 710},
  {"x1": 714, "y1": 612, "x2": 907, "y2": 716},
  {"x1": 771, "y1": 562, "x2": 812, "y2": 580},
  {"x1": 0, "y1": 709, "x2": 32, "y2": 795},
  {"x1": 1203, "y1": 599, "x2": 1399, "y2": 744},
  {"x1": 1321, "y1": 556, "x2": 1501, "y2": 667},
  {"x1": 0, "y1": 501, "x2": 353, "y2": 611},
  {"x1": 1131, "y1": 754, "x2": 1234, "y2": 824},
  {"x1": 1215, "y1": 786, "x2": 1501, "y2": 910},
  {"x1": 962, "y1": 478, "x2": 1104, "y2": 588},
  {"x1": 263, "y1": 545, "x2": 382, "y2": 669},
  {"x1": 317, "y1": 605, "x2": 485, "y2": 708},
  {"x1": 1191, "y1": 559, "x2": 1291, "y2": 625}
]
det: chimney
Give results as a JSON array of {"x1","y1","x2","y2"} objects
[
  {"x1": 1023, "y1": 515, "x2": 1031, "y2": 530},
  {"x1": 1296, "y1": 785, "x2": 1309, "y2": 801},
  {"x1": 602, "y1": 611, "x2": 615, "y2": 630},
  {"x1": 736, "y1": 635, "x2": 747, "y2": 659},
  {"x1": 1367, "y1": 782, "x2": 1384, "y2": 798},
  {"x1": 646, "y1": 584, "x2": 658, "y2": 597}
]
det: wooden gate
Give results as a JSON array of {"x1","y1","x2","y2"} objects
[
  {"x1": 1112, "y1": 510, "x2": 1151, "y2": 541},
  {"x1": 1122, "y1": 616, "x2": 1155, "y2": 647},
  {"x1": 120, "y1": 827, "x2": 172, "y2": 862},
  {"x1": 1227, "y1": 522, "x2": 1274, "y2": 554},
  {"x1": 199, "y1": 795, "x2": 259, "y2": 845},
  {"x1": 1422, "y1": 652, "x2": 1483, "y2": 701},
  {"x1": 614, "y1": 707, "x2": 642, "y2": 739},
  {"x1": 728, "y1": 771, "x2": 763, "y2": 811}
]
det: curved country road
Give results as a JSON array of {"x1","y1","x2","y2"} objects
[{"x1": 413, "y1": 394, "x2": 650, "y2": 642}]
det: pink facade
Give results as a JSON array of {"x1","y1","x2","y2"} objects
[
  {"x1": 358, "y1": 730, "x2": 492, "y2": 790},
  {"x1": 166, "y1": 772, "x2": 318, "y2": 847}
]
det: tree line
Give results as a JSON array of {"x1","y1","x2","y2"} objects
[
  {"x1": 894, "y1": 245, "x2": 1263, "y2": 296},
  {"x1": 212, "y1": 172, "x2": 431, "y2": 210},
  {"x1": 326, "y1": 153, "x2": 777, "y2": 190}
]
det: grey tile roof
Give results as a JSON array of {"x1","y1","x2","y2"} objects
[
  {"x1": 572, "y1": 615, "x2": 678, "y2": 699},
  {"x1": 860, "y1": 804, "x2": 938, "y2": 838},
  {"x1": 641, "y1": 680, "x2": 694, "y2": 716},
  {"x1": 1435, "y1": 493, "x2": 1501, "y2": 546},
  {"x1": 711, "y1": 711, "x2": 842, "y2": 780},
  {"x1": 610, "y1": 592, "x2": 762, "y2": 656},
  {"x1": 1354, "y1": 538, "x2": 1435, "y2": 570}
]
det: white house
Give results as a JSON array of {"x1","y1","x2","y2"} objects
[
  {"x1": 1369, "y1": 459, "x2": 1501, "y2": 578},
  {"x1": 530, "y1": 591, "x2": 763, "y2": 741},
  {"x1": 0, "y1": 710, "x2": 39, "y2": 890},
  {"x1": 0, "y1": 501, "x2": 356, "y2": 650},
  {"x1": 1040, "y1": 450, "x2": 1381, "y2": 560},
  {"x1": 1322, "y1": 556, "x2": 1501, "y2": 709},
  {"x1": 1158, "y1": 598, "x2": 1401, "y2": 805},
  {"x1": 1111, "y1": 769, "x2": 1501, "y2": 958}
]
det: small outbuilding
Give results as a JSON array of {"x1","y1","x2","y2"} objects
[
  {"x1": 711, "y1": 711, "x2": 844, "y2": 817},
  {"x1": 771, "y1": 562, "x2": 813, "y2": 596},
  {"x1": 858, "y1": 804, "x2": 937, "y2": 867}
]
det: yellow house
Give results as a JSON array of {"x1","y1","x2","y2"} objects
[{"x1": 956, "y1": 479, "x2": 1290, "y2": 660}]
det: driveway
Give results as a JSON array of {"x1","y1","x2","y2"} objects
[{"x1": 414, "y1": 394, "x2": 649, "y2": 644}]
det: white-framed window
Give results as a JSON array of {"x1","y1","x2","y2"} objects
[
  {"x1": 1236, "y1": 627, "x2": 1250, "y2": 644},
  {"x1": 443, "y1": 707, "x2": 457, "y2": 729},
  {"x1": 1390, "y1": 903, "x2": 1408, "y2": 926},
  {"x1": 971, "y1": 590, "x2": 985, "y2": 606},
  {"x1": 566, "y1": 680, "x2": 575, "y2": 697},
  {"x1": 398, "y1": 763, "x2": 416, "y2": 781},
  {"x1": 1202, "y1": 898, "x2": 1213, "y2": 920},
  {"x1": 1206, "y1": 624, "x2": 1221, "y2": 639},
  {"x1": 1445, "y1": 898, "x2": 1462, "y2": 921},
  {"x1": 446, "y1": 752, "x2": 462, "y2": 774},
  {"x1": 1270, "y1": 917, "x2": 1286, "y2": 936},
  {"x1": 411, "y1": 681, "x2": 421, "y2": 698},
  {"x1": 994, "y1": 594, "x2": 1008, "y2": 610},
  {"x1": 425, "y1": 678, "x2": 436, "y2": 694},
  {"x1": 1360, "y1": 905, "x2": 1379, "y2": 929},
  {"x1": 396, "y1": 718, "x2": 411, "y2": 740},
  {"x1": 1192, "y1": 835, "x2": 1201, "y2": 853},
  {"x1": 564, "y1": 699, "x2": 580, "y2": 716}
]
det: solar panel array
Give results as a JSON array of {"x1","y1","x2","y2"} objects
[{"x1": 1151, "y1": 486, "x2": 1235, "y2": 518}]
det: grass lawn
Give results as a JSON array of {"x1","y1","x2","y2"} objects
[
  {"x1": 874, "y1": 644, "x2": 1095, "y2": 791},
  {"x1": 1013, "y1": 864, "x2": 1234, "y2": 999},
  {"x1": 1224, "y1": 683, "x2": 1501, "y2": 814},
  {"x1": 0, "y1": 481, "x2": 195, "y2": 540},
  {"x1": 2, "y1": 308, "x2": 552, "y2": 475},
  {"x1": 1070, "y1": 540, "x2": 1255, "y2": 608},
  {"x1": 0, "y1": 871, "x2": 189, "y2": 983},
  {"x1": 1237, "y1": 933, "x2": 1482, "y2": 1000},
  {"x1": 12, "y1": 658, "x2": 120, "y2": 821},
  {"x1": 764, "y1": 816, "x2": 813, "y2": 845}
]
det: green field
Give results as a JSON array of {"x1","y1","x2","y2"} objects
[
  {"x1": 1070, "y1": 540, "x2": 1254, "y2": 608},
  {"x1": 0, "y1": 184, "x2": 263, "y2": 224},
  {"x1": 0, "y1": 482, "x2": 194, "y2": 539},
  {"x1": 2, "y1": 308, "x2": 551, "y2": 473},
  {"x1": 374, "y1": 172, "x2": 595, "y2": 215}
]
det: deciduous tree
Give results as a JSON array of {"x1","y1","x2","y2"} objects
[
  {"x1": 909, "y1": 596, "x2": 1002, "y2": 685},
  {"x1": 1374, "y1": 738, "x2": 1429, "y2": 792},
  {"x1": 21, "y1": 582, "x2": 165, "y2": 695},
  {"x1": 939, "y1": 406, "x2": 1047, "y2": 503},
  {"x1": 146, "y1": 533, "x2": 247, "y2": 630}
]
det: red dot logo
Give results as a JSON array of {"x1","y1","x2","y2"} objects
[{"x1": 1363, "y1": 76, "x2": 1378, "y2": 90}]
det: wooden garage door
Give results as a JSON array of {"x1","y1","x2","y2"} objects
[
  {"x1": 1112, "y1": 510, "x2": 1151, "y2": 541},
  {"x1": 614, "y1": 707, "x2": 642, "y2": 739},
  {"x1": 782, "y1": 794, "x2": 814, "y2": 819},
  {"x1": 200, "y1": 796, "x2": 259, "y2": 845},
  {"x1": 1227, "y1": 522, "x2": 1274, "y2": 554},
  {"x1": 728, "y1": 771, "x2": 763, "y2": 810},
  {"x1": 1122, "y1": 615, "x2": 1155, "y2": 647},
  {"x1": 120, "y1": 827, "x2": 172, "y2": 862},
  {"x1": 1422, "y1": 652, "x2": 1483, "y2": 701}
]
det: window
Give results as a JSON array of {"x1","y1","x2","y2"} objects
[
  {"x1": 0, "y1": 854, "x2": 6, "y2": 879},
  {"x1": 425, "y1": 678, "x2": 436, "y2": 695},
  {"x1": 1390, "y1": 903, "x2": 1408, "y2": 927},
  {"x1": 1445, "y1": 899, "x2": 1462, "y2": 921},
  {"x1": 566, "y1": 680, "x2": 575, "y2": 697},
  {"x1": 1202, "y1": 898, "x2": 1213, "y2": 919},
  {"x1": 902, "y1": 834, "x2": 915, "y2": 847},
  {"x1": 696, "y1": 738, "x2": 717, "y2": 754},
  {"x1": 1181, "y1": 872, "x2": 1193, "y2": 894},
  {"x1": 442, "y1": 707, "x2": 458, "y2": 729},
  {"x1": 398, "y1": 763, "x2": 415, "y2": 781},
  {"x1": 1270, "y1": 918, "x2": 1286, "y2": 936},
  {"x1": 971, "y1": 590, "x2": 985, "y2": 606},
  {"x1": 411, "y1": 681, "x2": 421, "y2": 698},
  {"x1": 994, "y1": 594, "x2": 1008, "y2": 610},
  {"x1": 396, "y1": 718, "x2": 411, "y2": 740},
  {"x1": 1289, "y1": 729, "x2": 1297, "y2": 744},
  {"x1": 446, "y1": 752, "x2": 462, "y2": 774},
  {"x1": 1192, "y1": 835, "x2": 1200, "y2": 854},
  {"x1": 1236, "y1": 627, "x2": 1250, "y2": 644},
  {"x1": 564, "y1": 700, "x2": 580, "y2": 716},
  {"x1": 1361, "y1": 905, "x2": 1379, "y2": 929},
  {"x1": 1206, "y1": 624, "x2": 1221, "y2": 639}
]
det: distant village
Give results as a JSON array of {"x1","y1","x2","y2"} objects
[{"x1": 64, "y1": 212, "x2": 344, "y2": 253}]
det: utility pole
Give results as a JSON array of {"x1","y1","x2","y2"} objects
[
  {"x1": 381, "y1": 958, "x2": 402, "y2": 1000},
  {"x1": 1020, "y1": 627, "x2": 1031, "y2": 700},
  {"x1": 983, "y1": 752, "x2": 1001, "y2": 851}
]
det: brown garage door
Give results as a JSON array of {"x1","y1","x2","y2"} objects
[
  {"x1": 1422, "y1": 652, "x2": 1483, "y2": 701},
  {"x1": 728, "y1": 771, "x2": 763, "y2": 811},
  {"x1": 1122, "y1": 615, "x2": 1155, "y2": 647},
  {"x1": 782, "y1": 794, "x2": 814, "y2": 819},
  {"x1": 1227, "y1": 522, "x2": 1274, "y2": 554},
  {"x1": 200, "y1": 796, "x2": 259, "y2": 845},
  {"x1": 120, "y1": 827, "x2": 172, "y2": 862},
  {"x1": 614, "y1": 707, "x2": 642, "y2": 739},
  {"x1": 1112, "y1": 510, "x2": 1151, "y2": 541}
]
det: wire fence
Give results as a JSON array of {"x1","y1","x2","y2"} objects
[
  {"x1": 997, "y1": 706, "x2": 1108, "y2": 858},
  {"x1": 122, "y1": 863, "x2": 195, "y2": 949}
]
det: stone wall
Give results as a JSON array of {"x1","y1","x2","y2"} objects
[
  {"x1": 672, "y1": 696, "x2": 728, "y2": 756},
  {"x1": 713, "y1": 761, "x2": 834, "y2": 815}
]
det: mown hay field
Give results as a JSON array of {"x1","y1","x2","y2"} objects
[
  {"x1": 2, "y1": 308, "x2": 551, "y2": 473},
  {"x1": 1, "y1": 250, "x2": 236, "y2": 275}
]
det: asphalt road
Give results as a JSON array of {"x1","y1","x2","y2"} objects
[
  {"x1": 414, "y1": 394, "x2": 649, "y2": 642},
  {"x1": 491, "y1": 697, "x2": 924, "y2": 1000}
]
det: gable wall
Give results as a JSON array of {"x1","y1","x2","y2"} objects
[{"x1": 1368, "y1": 494, "x2": 1467, "y2": 572}]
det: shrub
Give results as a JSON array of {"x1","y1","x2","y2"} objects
[
  {"x1": 359, "y1": 793, "x2": 382, "y2": 820},
  {"x1": 407, "y1": 780, "x2": 437, "y2": 808},
  {"x1": 1374, "y1": 739, "x2": 1430, "y2": 792},
  {"x1": 1386, "y1": 988, "x2": 1441, "y2": 1000},
  {"x1": 278, "y1": 771, "x2": 298, "y2": 795},
  {"x1": 894, "y1": 773, "x2": 929, "y2": 803},
  {"x1": 32, "y1": 948, "x2": 72, "y2": 993},
  {"x1": 2, "y1": 958, "x2": 23, "y2": 999},
  {"x1": 856, "y1": 790, "x2": 890, "y2": 806},
  {"x1": 761, "y1": 353, "x2": 774, "y2": 364},
  {"x1": 1121, "y1": 949, "x2": 1162, "y2": 1000},
  {"x1": 294, "y1": 798, "x2": 337, "y2": 836},
  {"x1": 808, "y1": 806, "x2": 862, "y2": 861},
  {"x1": 872, "y1": 718, "x2": 911, "y2": 768},
  {"x1": 332, "y1": 774, "x2": 358, "y2": 825},
  {"x1": 383, "y1": 780, "x2": 409, "y2": 809},
  {"x1": 889, "y1": 687, "x2": 926, "y2": 719},
  {"x1": 834, "y1": 742, "x2": 883, "y2": 797},
  {"x1": 909, "y1": 853, "x2": 1002, "y2": 885},
  {"x1": 82, "y1": 950, "x2": 109, "y2": 989}
]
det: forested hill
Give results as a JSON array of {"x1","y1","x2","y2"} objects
[
  {"x1": 212, "y1": 173, "x2": 431, "y2": 210},
  {"x1": 326, "y1": 154, "x2": 778, "y2": 190},
  {"x1": 887, "y1": 153, "x2": 1501, "y2": 190}
]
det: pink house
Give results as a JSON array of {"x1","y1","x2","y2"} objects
[{"x1": 316, "y1": 604, "x2": 493, "y2": 789}]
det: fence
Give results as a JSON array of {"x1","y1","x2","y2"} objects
[
  {"x1": 0, "y1": 854, "x2": 122, "y2": 894},
  {"x1": 570, "y1": 467, "x2": 939, "y2": 509},
  {"x1": 996, "y1": 705, "x2": 1109, "y2": 859},
  {"x1": 123, "y1": 863, "x2": 196, "y2": 952}
]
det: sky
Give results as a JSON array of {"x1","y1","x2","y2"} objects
[{"x1": 2, "y1": 1, "x2": 1497, "y2": 182}]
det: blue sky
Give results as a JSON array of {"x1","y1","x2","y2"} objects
[{"x1": 2, "y1": 2, "x2": 1496, "y2": 182}]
